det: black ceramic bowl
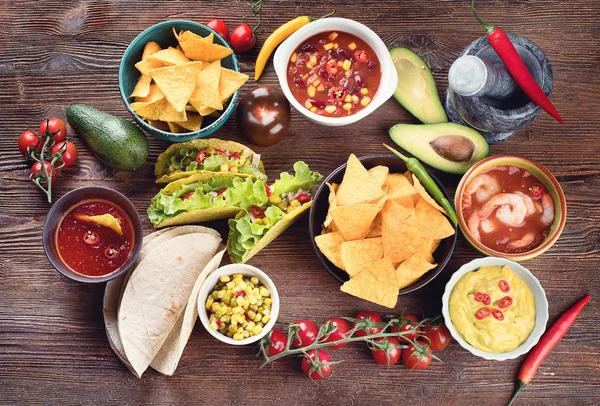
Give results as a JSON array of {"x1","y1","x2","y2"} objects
[
  {"x1": 309, "y1": 154, "x2": 457, "y2": 295},
  {"x1": 42, "y1": 187, "x2": 143, "y2": 283}
]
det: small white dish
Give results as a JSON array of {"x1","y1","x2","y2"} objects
[
  {"x1": 273, "y1": 17, "x2": 398, "y2": 127},
  {"x1": 197, "y1": 264, "x2": 279, "y2": 346},
  {"x1": 441, "y1": 257, "x2": 548, "y2": 361}
]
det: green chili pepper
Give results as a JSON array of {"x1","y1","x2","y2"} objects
[{"x1": 383, "y1": 144, "x2": 458, "y2": 226}]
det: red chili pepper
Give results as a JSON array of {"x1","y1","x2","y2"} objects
[
  {"x1": 498, "y1": 280, "x2": 510, "y2": 293},
  {"x1": 264, "y1": 184, "x2": 272, "y2": 198},
  {"x1": 529, "y1": 183, "x2": 544, "y2": 199},
  {"x1": 184, "y1": 191, "x2": 195, "y2": 200},
  {"x1": 475, "y1": 307, "x2": 491, "y2": 320},
  {"x1": 482, "y1": 294, "x2": 492, "y2": 306},
  {"x1": 216, "y1": 319, "x2": 222, "y2": 327},
  {"x1": 492, "y1": 309, "x2": 504, "y2": 321},
  {"x1": 326, "y1": 59, "x2": 338, "y2": 79},
  {"x1": 353, "y1": 50, "x2": 369, "y2": 63},
  {"x1": 508, "y1": 294, "x2": 590, "y2": 406},
  {"x1": 231, "y1": 152, "x2": 241, "y2": 160},
  {"x1": 249, "y1": 205, "x2": 266, "y2": 219},
  {"x1": 296, "y1": 193, "x2": 311, "y2": 204},
  {"x1": 474, "y1": 292, "x2": 485, "y2": 302},
  {"x1": 471, "y1": 0, "x2": 564, "y2": 124},
  {"x1": 215, "y1": 149, "x2": 228, "y2": 156},
  {"x1": 235, "y1": 290, "x2": 245, "y2": 297},
  {"x1": 497, "y1": 296, "x2": 513, "y2": 309},
  {"x1": 195, "y1": 150, "x2": 208, "y2": 164},
  {"x1": 217, "y1": 188, "x2": 227, "y2": 196}
]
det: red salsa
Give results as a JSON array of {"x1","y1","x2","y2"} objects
[
  {"x1": 462, "y1": 166, "x2": 554, "y2": 253},
  {"x1": 55, "y1": 199, "x2": 134, "y2": 277},
  {"x1": 286, "y1": 31, "x2": 381, "y2": 117}
]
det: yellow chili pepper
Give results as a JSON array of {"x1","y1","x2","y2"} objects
[{"x1": 254, "y1": 11, "x2": 335, "y2": 81}]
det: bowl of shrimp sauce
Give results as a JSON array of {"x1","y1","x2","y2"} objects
[{"x1": 455, "y1": 155, "x2": 566, "y2": 261}]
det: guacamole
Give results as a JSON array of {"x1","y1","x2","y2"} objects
[{"x1": 449, "y1": 265, "x2": 535, "y2": 353}]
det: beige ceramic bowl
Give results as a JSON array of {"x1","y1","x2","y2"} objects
[{"x1": 455, "y1": 155, "x2": 567, "y2": 261}]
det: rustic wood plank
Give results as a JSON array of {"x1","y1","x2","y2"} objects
[{"x1": 0, "y1": 0, "x2": 599, "y2": 405}]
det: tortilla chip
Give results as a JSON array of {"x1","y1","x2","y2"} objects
[
  {"x1": 336, "y1": 154, "x2": 385, "y2": 206},
  {"x1": 219, "y1": 68, "x2": 249, "y2": 101},
  {"x1": 142, "y1": 41, "x2": 162, "y2": 60},
  {"x1": 341, "y1": 237, "x2": 383, "y2": 277},
  {"x1": 384, "y1": 173, "x2": 417, "y2": 200},
  {"x1": 414, "y1": 198, "x2": 455, "y2": 240},
  {"x1": 404, "y1": 170, "x2": 413, "y2": 184},
  {"x1": 331, "y1": 204, "x2": 382, "y2": 241},
  {"x1": 368, "y1": 165, "x2": 389, "y2": 190},
  {"x1": 323, "y1": 182, "x2": 337, "y2": 230},
  {"x1": 315, "y1": 231, "x2": 345, "y2": 270},
  {"x1": 73, "y1": 213, "x2": 123, "y2": 236},
  {"x1": 135, "y1": 59, "x2": 164, "y2": 74},
  {"x1": 177, "y1": 113, "x2": 203, "y2": 132},
  {"x1": 412, "y1": 174, "x2": 447, "y2": 215},
  {"x1": 134, "y1": 84, "x2": 164, "y2": 104},
  {"x1": 133, "y1": 98, "x2": 187, "y2": 122},
  {"x1": 190, "y1": 61, "x2": 223, "y2": 110},
  {"x1": 130, "y1": 74, "x2": 153, "y2": 98},
  {"x1": 420, "y1": 238, "x2": 441, "y2": 263},
  {"x1": 382, "y1": 210, "x2": 426, "y2": 263},
  {"x1": 395, "y1": 253, "x2": 437, "y2": 290},
  {"x1": 148, "y1": 47, "x2": 191, "y2": 66},
  {"x1": 167, "y1": 121, "x2": 186, "y2": 133},
  {"x1": 147, "y1": 119, "x2": 171, "y2": 132},
  {"x1": 150, "y1": 61, "x2": 204, "y2": 112},
  {"x1": 340, "y1": 257, "x2": 398, "y2": 309},
  {"x1": 189, "y1": 101, "x2": 217, "y2": 116},
  {"x1": 175, "y1": 29, "x2": 233, "y2": 62},
  {"x1": 365, "y1": 211, "x2": 383, "y2": 238},
  {"x1": 381, "y1": 199, "x2": 414, "y2": 224}
]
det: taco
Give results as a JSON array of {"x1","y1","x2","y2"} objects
[
  {"x1": 155, "y1": 139, "x2": 266, "y2": 184},
  {"x1": 228, "y1": 161, "x2": 323, "y2": 263}
]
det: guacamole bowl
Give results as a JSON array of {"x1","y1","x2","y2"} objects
[
  {"x1": 442, "y1": 257, "x2": 549, "y2": 361},
  {"x1": 455, "y1": 155, "x2": 567, "y2": 261}
]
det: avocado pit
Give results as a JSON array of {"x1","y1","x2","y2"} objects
[{"x1": 430, "y1": 135, "x2": 475, "y2": 163}]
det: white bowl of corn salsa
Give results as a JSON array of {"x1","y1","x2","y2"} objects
[{"x1": 198, "y1": 264, "x2": 280, "y2": 345}]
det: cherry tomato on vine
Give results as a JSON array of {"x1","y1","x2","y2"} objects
[
  {"x1": 29, "y1": 161, "x2": 58, "y2": 185},
  {"x1": 230, "y1": 23, "x2": 256, "y2": 53},
  {"x1": 301, "y1": 350, "x2": 333, "y2": 381},
  {"x1": 51, "y1": 141, "x2": 78, "y2": 168},
  {"x1": 371, "y1": 337, "x2": 402, "y2": 366},
  {"x1": 323, "y1": 318, "x2": 350, "y2": 349},
  {"x1": 266, "y1": 329, "x2": 288, "y2": 356},
  {"x1": 292, "y1": 319, "x2": 319, "y2": 348},
  {"x1": 423, "y1": 321, "x2": 452, "y2": 351},
  {"x1": 391, "y1": 313, "x2": 422, "y2": 342},
  {"x1": 18, "y1": 130, "x2": 42, "y2": 157},
  {"x1": 206, "y1": 19, "x2": 229, "y2": 41},
  {"x1": 402, "y1": 340, "x2": 433, "y2": 370},
  {"x1": 353, "y1": 311, "x2": 382, "y2": 337},
  {"x1": 40, "y1": 118, "x2": 67, "y2": 142}
]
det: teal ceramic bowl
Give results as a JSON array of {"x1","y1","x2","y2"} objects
[{"x1": 119, "y1": 20, "x2": 240, "y2": 143}]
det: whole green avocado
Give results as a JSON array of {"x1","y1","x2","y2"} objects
[{"x1": 66, "y1": 104, "x2": 149, "y2": 171}]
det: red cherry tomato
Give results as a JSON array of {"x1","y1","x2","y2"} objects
[
  {"x1": 423, "y1": 321, "x2": 452, "y2": 351},
  {"x1": 391, "y1": 313, "x2": 422, "y2": 343},
  {"x1": 475, "y1": 307, "x2": 491, "y2": 320},
  {"x1": 497, "y1": 296, "x2": 513, "y2": 309},
  {"x1": 353, "y1": 50, "x2": 370, "y2": 63},
  {"x1": 266, "y1": 329, "x2": 288, "y2": 356},
  {"x1": 326, "y1": 59, "x2": 338, "y2": 79},
  {"x1": 51, "y1": 141, "x2": 78, "y2": 168},
  {"x1": 301, "y1": 350, "x2": 333, "y2": 381},
  {"x1": 296, "y1": 193, "x2": 311, "y2": 204},
  {"x1": 206, "y1": 19, "x2": 229, "y2": 41},
  {"x1": 184, "y1": 192, "x2": 195, "y2": 200},
  {"x1": 104, "y1": 245, "x2": 120, "y2": 260},
  {"x1": 492, "y1": 309, "x2": 505, "y2": 321},
  {"x1": 83, "y1": 230, "x2": 100, "y2": 246},
  {"x1": 402, "y1": 340, "x2": 433, "y2": 370},
  {"x1": 264, "y1": 184, "x2": 272, "y2": 198},
  {"x1": 39, "y1": 118, "x2": 67, "y2": 142},
  {"x1": 230, "y1": 152, "x2": 241, "y2": 160},
  {"x1": 230, "y1": 23, "x2": 256, "y2": 53},
  {"x1": 498, "y1": 280, "x2": 510, "y2": 293},
  {"x1": 371, "y1": 337, "x2": 402, "y2": 366},
  {"x1": 29, "y1": 161, "x2": 58, "y2": 185},
  {"x1": 249, "y1": 205, "x2": 266, "y2": 219},
  {"x1": 195, "y1": 150, "x2": 208, "y2": 164},
  {"x1": 353, "y1": 311, "x2": 382, "y2": 337},
  {"x1": 323, "y1": 318, "x2": 350, "y2": 349},
  {"x1": 18, "y1": 130, "x2": 42, "y2": 157},
  {"x1": 292, "y1": 319, "x2": 319, "y2": 348}
]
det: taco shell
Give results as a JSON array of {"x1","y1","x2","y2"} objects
[{"x1": 155, "y1": 139, "x2": 266, "y2": 184}]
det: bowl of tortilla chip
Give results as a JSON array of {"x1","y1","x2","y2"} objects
[
  {"x1": 309, "y1": 154, "x2": 457, "y2": 307},
  {"x1": 119, "y1": 20, "x2": 249, "y2": 142}
]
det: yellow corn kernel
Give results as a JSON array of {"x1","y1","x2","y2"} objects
[
  {"x1": 248, "y1": 295, "x2": 258, "y2": 305},
  {"x1": 228, "y1": 324, "x2": 237, "y2": 333},
  {"x1": 290, "y1": 52, "x2": 297, "y2": 63},
  {"x1": 252, "y1": 325, "x2": 263, "y2": 335},
  {"x1": 264, "y1": 298, "x2": 272, "y2": 306},
  {"x1": 312, "y1": 79, "x2": 320, "y2": 87},
  {"x1": 219, "y1": 275, "x2": 231, "y2": 283},
  {"x1": 342, "y1": 59, "x2": 351, "y2": 71},
  {"x1": 253, "y1": 287, "x2": 260, "y2": 296},
  {"x1": 360, "y1": 88, "x2": 369, "y2": 95},
  {"x1": 325, "y1": 105, "x2": 337, "y2": 114},
  {"x1": 210, "y1": 321, "x2": 219, "y2": 331},
  {"x1": 306, "y1": 63, "x2": 314, "y2": 70},
  {"x1": 344, "y1": 94, "x2": 352, "y2": 103},
  {"x1": 337, "y1": 60, "x2": 343, "y2": 67},
  {"x1": 343, "y1": 103, "x2": 352, "y2": 111},
  {"x1": 254, "y1": 313, "x2": 262, "y2": 322},
  {"x1": 217, "y1": 290, "x2": 225, "y2": 299},
  {"x1": 310, "y1": 107, "x2": 317, "y2": 113},
  {"x1": 307, "y1": 86, "x2": 316, "y2": 97},
  {"x1": 269, "y1": 195, "x2": 282, "y2": 204},
  {"x1": 246, "y1": 321, "x2": 256, "y2": 331},
  {"x1": 345, "y1": 70, "x2": 351, "y2": 77},
  {"x1": 286, "y1": 206, "x2": 295, "y2": 214},
  {"x1": 226, "y1": 281, "x2": 235, "y2": 289},
  {"x1": 302, "y1": 74, "x2": 308, "y2": 80},
  {"x1": 328, "y1": 32, "x2": 338, "y2": 40},
  {"x1": 259, "y1": 287, "x2": 271, "y2": 297},
  {"x1": 206, "y1": 147, "x2": 216, "y2": 154},
  {"x1": 226, "y1": 331, "x2": 234, "y2": 337},
  {"x1": 290, "y1": 199, "x2": 300, "y2": 208},
  {"x1": 352, "y1": 95, "x2": 359, "y2": 104},
  {"x1": 209, "y1": 314, "x2": 216, "y2": 323},
  {"x1": 230, "y1": 167, "x2": 238, "y2": 173},
  {"x1": 262, "y1": 314, "x2": 271, "y2": 324},
  {"x1": 233, "y1": 274, "x2": 243, "y2": 279},
  {"x1": 245, "y1": 287, "x2": 253, "y2": 296},
  {"x1": 242, "y1": 330, "x2": 250, "y2": 338},
  {"x1": 361, "y1": 96, "x2": 372, "y2": 106},
  {"x1": 205, "y1": 297, "x2": 214, "y2": 309},
  {"x1": 220, "y1": 163, "x2": 229, "y2": 172},
  {"x1": 233, "y1": 333, "x2": 244, "y2": 341},
  {"x1": 348, "y1": 42, "x2": 357, "y2": 50},
  {"x1": 305, "y1": 100, "x2": 313, "y2": 109},
  {"x1": 323, "y1": 43, "x2": 334, "y2": 50},
  {"x1": 309, "y1": 55, "x2": 317, "y2": 66},
  {"x1": 236, "y1": 297, "x2": 246, "y2": 307},
  {"x1": 211, "y1": 302, "x2": 221, "y2": 312},
  {"x1": 317, "y1": 84, "x2": 325, "y2": 92}
]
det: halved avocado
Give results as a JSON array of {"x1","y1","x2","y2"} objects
[
  {"x1": 390, "y1": 47, "x2": 447, "y2": 124},
  {"x1": 389, "y1": 123, "x2": 489, "y2": 174}
]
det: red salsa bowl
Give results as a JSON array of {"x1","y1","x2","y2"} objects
[{"x1": 43, "y1": 187, "x2": 143, "y2": 283}]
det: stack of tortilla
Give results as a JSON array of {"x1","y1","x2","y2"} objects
[{"x1": 103, "y1": 226, "x2": 223, "y2": 377}]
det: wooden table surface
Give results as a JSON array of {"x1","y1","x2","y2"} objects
[{"x1": 1, "y1": 1, "x2": 599, "y2": 405}]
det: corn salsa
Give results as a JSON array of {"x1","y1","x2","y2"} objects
[{"x1": 286, "y1": 31, "x2": 381, "y2": 117}]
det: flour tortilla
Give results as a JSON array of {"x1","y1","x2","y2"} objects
[{"x1": 118, "y1": 232, "x2": 221, "y2": 377}]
